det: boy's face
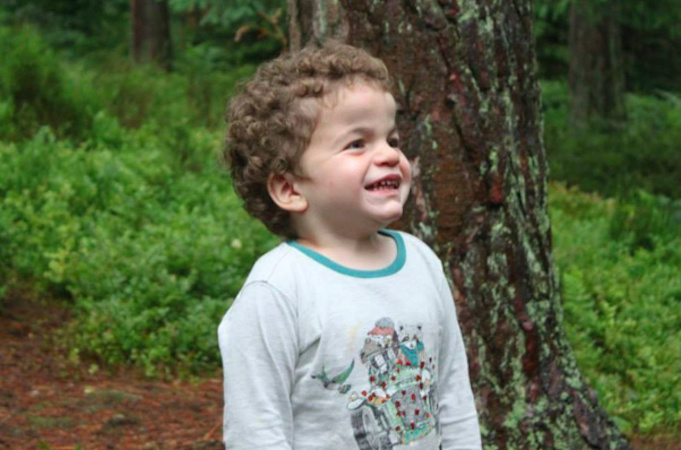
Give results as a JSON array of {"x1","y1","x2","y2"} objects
[{"x1": 291, "y1": 81, "x2": 411, "y2": 239}]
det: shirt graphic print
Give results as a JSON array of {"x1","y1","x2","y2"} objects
[{"x1": 312, "y1": 317, "x2": 440, "y2": 449}]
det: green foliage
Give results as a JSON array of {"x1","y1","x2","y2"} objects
[
  {"x1": 619, "y1": 0, "x2": 681, "y2": 37},
  {"x1": 542, "y1": 80, "x2": 681, "y2": 199},
  {"x1": 177, "y1": 23, "x2": 284, "y2": 70},
  {"x1": 533, "y1": 0, "x2": 570, "y2": 79},
  {"x1": 609, "y1": 190, "x2": 681, "y2": 253},
  {"x1": 533, "y1": 0, "x2": 681, "y2": 92},
  {"x1": 174, "y1": 49, "x2": 256, "y2": 129},
  {"x1": 0, "y1": 0, "x2": 282, "y2": 78},
  {"x1": 1, "y1": 0, "x2": 128, "y2": 53},
  {"x1": 0, "y1": 24, "x2": 256, "y2": 140},
  {"x1": 168, "y1": 0, "x2": 285, "y2": 34},
  {"x1": 159, "y1": 0, "x2": 286, "y2": 70},
  {"x1": 78, "y1": 48, "x2": 256, "y2": 131},
  {"x1": 0, "y1": 26, "x2": 97, "y2": 140},
  {"x1": 551, "y1": 183, "x2": 681, "y2": 435},
  {"x1": 0, "y1": 27, "x2": 268, "y2": 376},
  {"x1": 0, "y1": 121, "x2": 277, "y2": 376}
]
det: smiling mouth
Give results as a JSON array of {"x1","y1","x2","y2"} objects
[{"x1": 365, "y1": 178, "x2": 401, "y2": 191}]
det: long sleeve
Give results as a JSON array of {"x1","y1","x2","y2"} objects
[
  {"x1": 217, "y1": 281, "x2": 298, "y2": 449},
  {"x1": 437, "y1": 273, "x2": 482, "y2": 449}
]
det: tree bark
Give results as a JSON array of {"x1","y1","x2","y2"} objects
[
  {"x1": 568, "y1": 0, "x2": 626, "y2": 127},
  {"x1": 130, "y1": 0, "x2": 173, "y2": 71},
  {"x1": 288, "y1": 0, "x2": 631, "y2": 448}
]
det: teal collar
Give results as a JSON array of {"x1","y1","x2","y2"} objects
[{"x1": 286, "y1": 230, "x2": 406, "y2": 278}]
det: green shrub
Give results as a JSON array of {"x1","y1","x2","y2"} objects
[
  {"x1": 0, "y1": 25, "x2": 255, "y2": 143},
  {"x1": 542, "y1": 81, "x2": 681, "y2": 199},
  {"x1": 0, "y1": 0, "x2": 129, "y2": 55},
  {"x1": 609, "y1": 190, "x2": 681, "y2": 253},
  {"x1": 177, "y1": 44, "x2": 256, "y2": 129},
  {"x1": 75, "y1": 51, "x2": 255, "y2": 131},
  {"x1": 0, "y1": 125, "x2": 277, "y2": 376},
  {"x1": 551, "y1": 183, "x2": 681, "y2": 435},
  {"x1": 0, "y1": 30, "x2": 271, "y2": 375},
  {"x1": 0, "y1": 26, "x2": 97, "y2": 140}
]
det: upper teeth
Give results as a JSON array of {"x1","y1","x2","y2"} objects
[{"x1": 371, "y1": 179, "x2": 398, "y2": 189}]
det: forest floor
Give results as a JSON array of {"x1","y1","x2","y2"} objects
[
  {"x1": 0, "y1": 289, "x2": 223, "y2": 449},
  {"x1": 0, "y1": 289, "x2": 678, "y2": 450}
]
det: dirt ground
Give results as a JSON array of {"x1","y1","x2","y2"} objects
[
  {"x1": 0, "y1": 290, "x2": 678, "y2": 450},
  {"x1": 0, "y1": 290, "x2": 223, "y2": 449}
]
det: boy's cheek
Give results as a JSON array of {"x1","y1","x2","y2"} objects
[
  {"x1": 405, "y1": 160, "x2": 414, "y2": 184},
  {"x1": 401, "y1": 176, "x2": 412, "y2": 202}
]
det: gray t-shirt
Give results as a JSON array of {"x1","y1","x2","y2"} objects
[{"x1": 218, "y1": 230, "x2": 481, "y2": 449}]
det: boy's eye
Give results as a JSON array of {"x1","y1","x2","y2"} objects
[
  {"x1": 388, "y1": 137, "x2": 400, "y2": 148},
  {"x1": 345, "y1": 139, "x2": 365, "y2": 150}
]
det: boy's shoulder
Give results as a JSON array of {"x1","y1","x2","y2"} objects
[{"x1": 244, "y1": 242, "x2": 301, "y2": 286}]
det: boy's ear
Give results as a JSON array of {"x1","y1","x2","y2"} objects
[{"x1": 267, "y1": 173, "x2": 308, "y2": 213}]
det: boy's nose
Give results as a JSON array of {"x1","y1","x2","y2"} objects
[{"x1": 374, "y1": 142, "x2": 401, "y2": 166}]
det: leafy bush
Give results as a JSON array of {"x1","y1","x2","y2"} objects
[
  {"x1": 0, "y1": 27, "x2": 272, "y2": 375},
  {"x1": 0, "y1": 125, "x2": 277, "y2": 376},
  {"x1": 551, "y1": 183, "x2": 681, "y2": 435},
  {"x1": 68, "y1": 50, "x2": 255, "y2": 131},
  {"x1": 0, "y1": 26, "x2": 97, "y2": 140},
  {"x1": 0, "y1": 0, "x2": 128, "y2": 54},
  {"x1": 609, "y1": 190, "x2": 681, "y2": 253},
  {"x1": 0, "y1": 24, "x2": 256, "y2": 145},
  {"x1": 169, "y1": 0, "x2": 286, "y2": 67},
  {"x1": 542, "y1": 80, "x2": 681, "y2": 199},
  {"x1": 176, "y1": 44, "x2": 256, "y2": 129}
]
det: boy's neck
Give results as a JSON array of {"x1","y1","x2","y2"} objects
[{"x1": 294, "y1": 230, "x2": 397, "y2": 271}]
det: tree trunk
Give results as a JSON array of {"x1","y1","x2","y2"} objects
[
  {"x1": 568, "y1": 0, "x2": 626, "y2": 127},
  {"x1": 130, "y1": 0, "x2": 173, "y2": 71},
  {"x1": 288, "y1": 0, "x2": 631, "y2": 448}
]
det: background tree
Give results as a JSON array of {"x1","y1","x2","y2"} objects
[
  {"x1": 535, "y1": 0, "x2": 681, "y2": 124},
  {"x1": 568, "y1": 0, "x2": 626, "y2": 127},
  {"x1": 130, "y1": 0, "x2": 172, "y2": 70},
  {"x1": 287, "y1": 0, "x2": 630, "y2": 448}
]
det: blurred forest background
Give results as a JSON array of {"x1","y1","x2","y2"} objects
[{"x1": 0, "y1": 0, "x2": 679, "y2": 446}]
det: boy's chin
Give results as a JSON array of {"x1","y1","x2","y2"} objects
[{"x1": 374, "y1": 208, "x2": 404, "y2": 227}]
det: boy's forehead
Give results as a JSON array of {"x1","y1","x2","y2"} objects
[
  {"x1": 290, "y1": 78, "x2": 399, "y2": 139},
  {"x1": 320, "y1": 79, "x2": 395, "y2": 108},
  {"x1": 309, "y1": 85, "x2": 399, "y2": 148}
]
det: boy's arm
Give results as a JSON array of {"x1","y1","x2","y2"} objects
[
  {"x1": 217, "y1": 281, "x2": 298, "y2": 450},
  {"x1": 437, "y1": 272, "x2": 483, "y2": 449}
]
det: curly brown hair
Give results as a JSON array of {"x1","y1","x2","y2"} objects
[{"x1": 224, "y1": 42, "x2": 393, "y2": 238}]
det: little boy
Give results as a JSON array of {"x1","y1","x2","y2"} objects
[{"x1": 218, "y1": 43, "x2": 481, "y2": 449}]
